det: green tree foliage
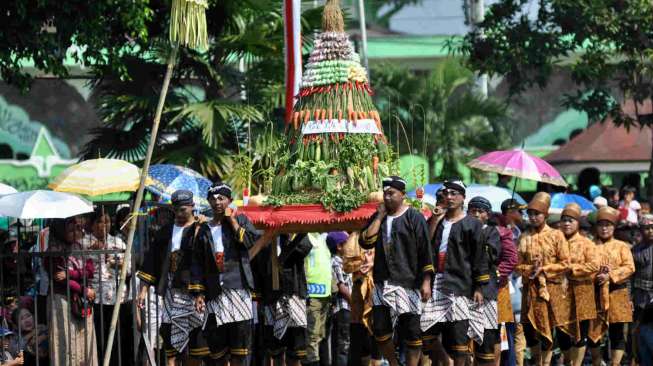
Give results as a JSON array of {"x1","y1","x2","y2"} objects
[
  {"x1": 3, "y1": 0, "x2": 416, "y2": 185},
  {"x1": 80, "y1": 1, "x2": 323, "y2": 182},
  {"x1": 459, "y1": 0, "x2": 653, "y2": 199},
  {"x1": 372, "y1": 59, "x2": 508, "y2": 181},
  {"x1": 0, "y1": 0, "x2": 154, "y2": 91}
]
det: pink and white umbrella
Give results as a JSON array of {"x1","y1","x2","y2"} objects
[{"x1": 468, "y1": 149, "x2": 568, "y2": 187}]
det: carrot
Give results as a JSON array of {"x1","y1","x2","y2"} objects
[
  {"x1": 304, "y1": 109, "x2": 310, "y2": 123},
  {"x1": 321, "y1": 109, "x2": 327, "y2": 121},
  {"x1": 314, "y1": 109, "x2": 320, "y2": 121},
  {"x1": 328, "y1": 108, "x2": 333, "y2": 121},
  {"x1": 338, "y1": 110, "x2": 343, "y2": 121},
  {"x1": 372, "y1": 156, "x2": 379, "y2": 173},
  {"x1": 358, "y1": 111, "x2": 365, "y2": 120},
  {"x1": 293, "y1": 112, "x2": 299, "y2": 130}
]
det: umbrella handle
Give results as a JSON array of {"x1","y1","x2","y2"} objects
[{"x1": 510, "y1": 177, "x2": 519, "y2": 201}]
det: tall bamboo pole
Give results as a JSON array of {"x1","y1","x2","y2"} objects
[
  {"x1": 102, "y1": 46, "x2": 178, "y2": 366},
  {"x1": 102, "y1": 1, "x2": 208, "y2": 364}
]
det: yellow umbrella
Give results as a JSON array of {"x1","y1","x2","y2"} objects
[{"x1": 48, "y1": 158, "x2": 152, "y2": 196}]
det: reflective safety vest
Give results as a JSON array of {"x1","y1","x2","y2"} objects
[{"x1": 305, "y1": 233, "x2": 332, "y2": 298}]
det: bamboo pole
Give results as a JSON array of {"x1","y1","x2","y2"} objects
[{"x1": 102, "y1": 45, "x2": 179, "y2": 366}]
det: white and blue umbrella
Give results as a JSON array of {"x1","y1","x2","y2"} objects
[
  {"x1": 409, "y1": 183, "x2": 527, "y2": 213},
  {"x1": 146, "y1": 164, "x2": 212, "y2": 209},
  {"x1": 550, "y1": 193, "x2": 596, "y2": 215}
]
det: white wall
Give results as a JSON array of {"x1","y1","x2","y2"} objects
[{"x1": 386, "y1": 0, "x2": 539, "y2": 36}]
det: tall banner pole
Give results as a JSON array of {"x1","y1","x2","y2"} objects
[{"x1": 284, "y1": 0, "x2": 302, "y2": 124}]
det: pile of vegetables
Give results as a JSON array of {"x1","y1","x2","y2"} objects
[{"x1": 264, "y1": 0, "x2": 397, "y2": 212}]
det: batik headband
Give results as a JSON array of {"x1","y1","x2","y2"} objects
[{"x1": 207, "y1": 183, "x2": 232, "y2": 199}]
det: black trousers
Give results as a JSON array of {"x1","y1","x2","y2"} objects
[
  {"x1": 331, "y1": 310, "x2": 351, "y2": 366},
  {"x1": 557, "y1": 320, "x2": 590, "y2": 350},
  {"x1": 523, "y1": 321, "x2": 553, "y2": 350},
  {"x1": 588, "y1": 322, "x2": 628, "y2": 351}
]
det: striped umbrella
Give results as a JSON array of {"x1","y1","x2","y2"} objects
[{"x1": 49, "y1": 158, "x2": 151, "y2": 196}]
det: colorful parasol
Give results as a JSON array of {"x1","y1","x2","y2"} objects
[
  {"x1": 467, "y1": 149, "x2": 568, "y2": 187},
  {"x1": 146, "y1": 164, "x2": 211, "y2": 209},
  {"x1": 49, "y1": 158, "x2": 152, "y2": 196}
]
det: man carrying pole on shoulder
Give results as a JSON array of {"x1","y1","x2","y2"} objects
[{"x1": 359, "y1": 175, "x2": 434, "y2": 366}]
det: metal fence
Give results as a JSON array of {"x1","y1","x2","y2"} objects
[{"x1": 0, "y1": 214, "x2": 167, "y2": 366}]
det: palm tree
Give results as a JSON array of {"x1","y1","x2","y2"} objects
[
  {"x1": 83, "y1": 48, "x2": 262, "y2": 179},
  {"x1": 372, "y1": 58, "x2": 509, "y2": 181},
  {"x1": 82, "y1": 0, "x2": 323, "y2": 181}
]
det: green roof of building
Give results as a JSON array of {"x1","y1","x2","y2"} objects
[
  {"x1": 367, "y1": 35, "x2": 458, "y2": 59},
  {"x1": 524, "y1": 109, "x2": 589, "y2": 148}
]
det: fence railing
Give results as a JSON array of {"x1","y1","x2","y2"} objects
[{"x1": 0, "y1": 242, "x2": 164, "y2": 365}]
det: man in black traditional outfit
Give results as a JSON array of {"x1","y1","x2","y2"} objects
[
  {"x1": 253, "y1": 231, "x2": 313, "y2": 366},
  {"x1": 421, "y1": 180, "x2": 489, "y2": 366},
  {"x1": 191, "y1": 182, "x2": 276, "y2": 366},
  {"x1": 359, "y1": 175, "x2": 434, "y2": 366},
  {"x1": 467, "y1": 196, "x2": 515, "y2": 366},
  {"x1": 136, "y1": 190, "x2": 207, "y2": 365}
]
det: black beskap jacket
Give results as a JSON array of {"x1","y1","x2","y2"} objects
[
  {"x1": 252, "y1": 233, "x2": 312, "y2": 305},
  {"x1": 480, "y1": 224, "x2": 501, "y2": 300},
  {"x1": 432, "y1": 215, "x2": 489, "y2": 298},
  {"x1": 189, "y1": 215, "x2": 259, "y2": 300},
  {"x1": 136, "y1": 222, "x2": 199, "y2": 297},
  {"x1": 360, "y1": 207, "x2": 434, "y2": 289}
]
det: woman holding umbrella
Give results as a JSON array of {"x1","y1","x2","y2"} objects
[{"x1": 556, "y1": 203, "x2": 600, "y2": 366}]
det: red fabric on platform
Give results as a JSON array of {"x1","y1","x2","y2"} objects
[{"x1": 240, "y1": 203, "x2": 378, "y2": 228}]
